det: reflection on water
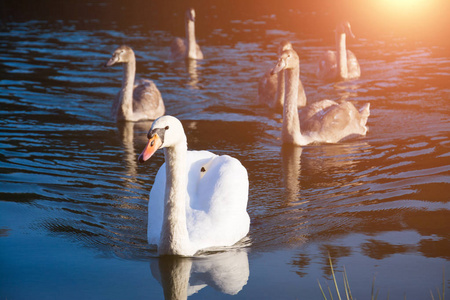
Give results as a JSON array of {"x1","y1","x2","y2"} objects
[
  {"x1": 118, "y1": 121, "x2": 153, "y2": 180},
  {"x1": 151, "y1": 251, "x2": 249, "y2": 299},
  {"x1": 281, "y1": 145, "x2": 303, "y2": 204},
  {"x1": 186, "y1": 59, "x2": 200, "y2": 89},
  {"x1": 0, "y1": 2, "x2": 449, "y2": 299}
]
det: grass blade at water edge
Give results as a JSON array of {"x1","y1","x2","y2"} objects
[
  {"x1": 328, "y1": 254, "x2": 342, "y2": 300},
  {"x1": 343, "y1": 266, "x2": 353, "y2": 300},
  {"x1": 318, "y1": 279, "x2": 328, "y2": 300}
]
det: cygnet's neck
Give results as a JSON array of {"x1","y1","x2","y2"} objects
[
  {"x1": 275, "y1": 70, "x2": 285, "y2": 109},
  {"x1": 159, "y1": 140, "x2": 192, "y2": 256},
  {"x1": 282, "y1": 66, "x2": 308, "y2": 146},
  {"x1": 336, "y1": 32, "x2": 348, "y2": 79},
  {"x1": 120, "y1": 57, "x2": 136, "y2": 120},
  {"x1": 186, "y1": 20, "x2": 198, "y2": 59}
]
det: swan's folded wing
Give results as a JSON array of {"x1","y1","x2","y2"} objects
[
  {"x1": 316, "y1": 50, "x2": 337, "y2": 80},
  {"x1": 300, "y1": 99, "x2": 337, "y2": 124},
  {"x1": 257, "y1": 70, "x2": 278, "y2": 108},
  {"x1": 346, "y1": 50, "x2": 361, "y2": 78},
  {"x1": 170, "y1": 37, "x2": 186, "y2": 60},
  {"x1": 187, "y1": 154, "x2": 250, "y2": 249},
  {"x1": 133, "y1": 79, "x2": 165, "y2": 120}
]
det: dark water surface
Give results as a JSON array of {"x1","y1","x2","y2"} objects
[{"x1": 1, "y1": 1, "x2": 449, "y2": 299}]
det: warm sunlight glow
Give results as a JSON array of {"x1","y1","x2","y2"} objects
[
  {"x1": 383, "y1": 0, "x2": 427, "y2": 8},
  {"x1": 379, "y1": 0, "x2": 431, "y2": 14},
  {"x1": 374, "y1": 0, "x2": 438, "y2": 35}
]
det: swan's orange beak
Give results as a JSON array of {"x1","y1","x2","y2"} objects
[{"x1": 138, "y1": 134, "x2": 162, "y2": 163}]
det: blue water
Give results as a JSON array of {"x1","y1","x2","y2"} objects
[{"x1": 1, "y1": 1, "x2": 450, "y2": 299}]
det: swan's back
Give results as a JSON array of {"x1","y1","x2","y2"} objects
[
  {"x1": 346, "y1": 50, "x2": 360, "y2": 79},
  {"x1": 316, "y1": 50, "x2": 338, "y2": 81},
  {"x1": 147, "y1": 150, "x2": 249, "y2": 251},
  {"x1": 169, "y1": 38, "x2": 204, "y2": 61},
  {"x1": 132, "y1": 79, "x2": 165, "y2": 120},
  {"x1": 170, "y1": 38, "x2": 187, "y2": 60},
  {"x1": 188, "y1": 153, "x2": 249, "y2": 250},
  {"x1": 111, "y1": 79, "x2": 165, "y2": 121},
  {"x1": 301, "y1": 100, "x2": 370, "y2": 143},
  {"x1": 257, "y1": 70, "x2": 278, "y2": 108},
  {"x1": 317, "y1": 50, "x2": 360, "y2": 81},
  {"x1": 299, "y1": 99, "x2": 336, "y2": 122}
]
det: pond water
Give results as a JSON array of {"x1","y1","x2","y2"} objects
[{"x1": 1, "y1": 1, "x2": 449, "y2": 299}]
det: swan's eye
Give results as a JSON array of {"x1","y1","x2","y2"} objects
[{"x1": 165, "y1": 126, "x2": 169, "y2": 130}]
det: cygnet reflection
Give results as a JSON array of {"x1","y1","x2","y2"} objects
[
  {"x1": 186, "y1": 58, "x2": 199, "y2": 89},
  {"x1": 281, "y1": 145, "x2": 303, "y2": 204}
]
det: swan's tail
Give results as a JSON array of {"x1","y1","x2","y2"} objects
[{"x1": 359, "y1": 103, "x2": 370, "y2": 125}]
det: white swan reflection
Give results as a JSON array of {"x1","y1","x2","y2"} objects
[{"x1": 151, "y1": 250, "x2": 249, "y2": 299}]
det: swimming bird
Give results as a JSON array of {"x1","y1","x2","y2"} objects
[
  {"x1": 316, "y1": 21, "x2": 361, "y2": 81},
  {"x1": 258, "y1": 41, "x2": 306, "y2": 111},
  {"x1": 138, "y1": 116, "x2": 250, "y2": 256},
  {"x1": 272, "y1": 48, "x2": 369, "y2": 145},
  {"x1": 170, "y1": 8, "x2": 204, "y2": 60},
  {"x1": 105, "y1": 45, "x2": 165, "y2": 122}
]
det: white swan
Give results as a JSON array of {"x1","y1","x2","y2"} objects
[
  {"x1": 272, "y1": 48, "x2": 370, "y2": 145},
  {"x1": 138, "y1": 116, "x2": 250, "y2": 256},
  {"x1": 105, "y1": 45, "x2": 165, "y2": 122},
  {"x1": 170, "y1": 8, "x2": 204, "y2": 60},
  {"x1": 316, "y1": 21, "x2": 361, "y2": 81},
  {"x1": 258, "y1": 41, "x2": 306, "y2": 111}
]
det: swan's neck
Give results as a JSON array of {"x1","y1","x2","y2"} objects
[
  {"x1": 336, "y1": 32, "x2": 348, "y2": 79},
  {"x1": 120, "y1": 58, "x2": 135, "y2": 120},
  {"x1": 159, "y1": 142, "x2": 191, "y2": 256},
  {"x1": 185, "y1": 20, "x2": 197, "y2": 59},
  {"x1": 282, "y1": 66, "x2": 307, "y2": 146},
  {"x1": 275, "y1": 70, "x2": 285, "y2": 108}
]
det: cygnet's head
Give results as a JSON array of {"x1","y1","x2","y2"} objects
[
  {"x1": 277, "y1": 40, "x2": 293, "y2": 55},
  {"x1": 337, "y1": 21, "x2": 355, "y2": 38},
  {"x1": 105, "y1": 45, "x2": 135, "y2": 67},
  {"x1": 185, "y1": 7, "x2": 196, "y2": 23},
  {"x1": 270, "y1": 49, "x2": 299, "y2": 75},
  {"x1": 138, "y1": 116, "x2": 187, "y2": 163}
]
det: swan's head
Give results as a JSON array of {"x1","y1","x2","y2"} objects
[
  {"x1": 337, "y1": 21, "x2": 355, "y2": 39},
  {"x1": 277, "y1": 40, "x2": 293, "y2": 55},
  {"x1": 138, "y1": 116, "x2": 187, "y2": 163},
  {"x1": 270, "y1": 49, "x2": 299, "y2": 75},
  {"x1": 185, "y1": 7, "x2": 196, "y2": 23},
  {"x1": 105, "y1": 45, "x2": 135, "y2": 67}
]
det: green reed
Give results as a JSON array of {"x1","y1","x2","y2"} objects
[{"x1": 318, "y1": 254, "x2": 445, "y2": 300}]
